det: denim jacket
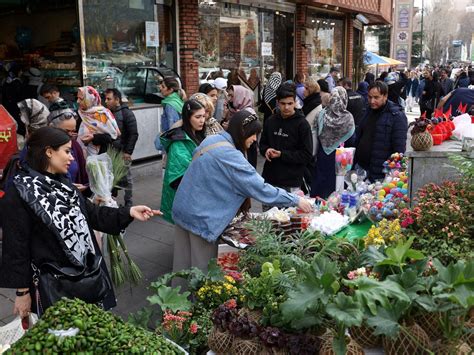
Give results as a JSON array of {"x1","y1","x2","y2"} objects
[{"x1": 172, "y1": 131, "x2": 300, "y2": 243}]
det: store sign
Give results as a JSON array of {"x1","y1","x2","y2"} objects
[
  {"x1": 262, "y1": 42, "x2": 272, "y2": 56},
  {"x1": 145, "y1": 21, "x2": 159, "y2": 47}
]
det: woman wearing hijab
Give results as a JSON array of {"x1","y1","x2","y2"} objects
[
  {"x1": 0, "y1": 126, "x2": 160, "y2": 317},
  {"x1": 48, "y1": 100, "x2": 88, "y2": 190},
  {"x1": 226, "y1": 85, "x2": 258, "y2": 168},
  {"x1": 260, "y1": 72, "x2": 282, "y2": 121},
  {"x1": 311, "y1": 87, "x2": 355, "y2": 199},
  {"x1": 77, "y1": 86, "x2": 120, "y2": 157},
  {"x1": 17, "y1": 98, "x2": 50, "y2": 137},
  {"x1": 356, "y1": 81, "x2": 369, "y2": 107}
]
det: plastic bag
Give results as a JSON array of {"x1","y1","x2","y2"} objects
[
  {"x1": 0, "y1": 314, "x2": 38, "y2": 346},
  {"x1": 85, "y1": 153, "x2": 116, "y2": 207},
  {"x1": 452, "y1": 113, "x2": 474, "y2": 140}
]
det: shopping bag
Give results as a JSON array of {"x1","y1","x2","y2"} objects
[
  {"x1": 0, "y1": 313, "x2": 38, "y2": 346},
  {"x1": 0, "y1": 105, "x2": 18, "y2": 170}
]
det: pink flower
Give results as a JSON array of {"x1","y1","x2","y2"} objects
[
  {"x1": 189, "y1": 322, "x2": 198, "y2": 334},
  {"x1": 347, "y1": 271, "x2": 356, "y2": 280},
  {"x1": 225, "y1": 299, "x2": 237, "y2": 309}
]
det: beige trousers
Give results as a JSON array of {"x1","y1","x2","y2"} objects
[{"x1": 171, "y1": 225, "x2": 218, "y2": 290}]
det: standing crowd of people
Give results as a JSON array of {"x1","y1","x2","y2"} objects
[{"x1": 10, "y1": 58, "x2": 466, "y2": 317}]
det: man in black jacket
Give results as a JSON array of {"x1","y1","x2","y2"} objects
[
  {"x1": 259, "y1": 83, "x2": 312, "y2": 209},
  {"x1": 339, "y1": 77, "x2": 366, "y2": 130},
  {"x1": 355, "y1": 81, "x2": 408, "y2": 181},
  {"x1": 105, "y1": 89, "x2": 139, "y2": 206}
]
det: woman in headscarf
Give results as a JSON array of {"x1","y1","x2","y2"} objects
[
  {"x1": 311, "y1": 87, "x2": 355, "y2": 199},
  {"x1": 259, "y1": 72, "x2": 282, "y2": 121},
  {"x1": 48, "y1": 100, "x2": 88, "y2": 190},
  {"x1": 17, "y1": 98, "x2": 50, "y2": 137},
  {"x1": 77, "y1": 86, "x2": 120, "y2": 157},
  {"x1": 17, "y1": 98, "x2": 50, "y2": 157},
  {"x1": 356, "y1": 81, "x2": 369, "y2": 107},
  {"x1": 225, "y1": 85, "x2": 258, "y2": 167}
]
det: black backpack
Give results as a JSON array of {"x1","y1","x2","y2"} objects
[{"x1": 0, "y1": 153, "x2": 20, "y2": 193}]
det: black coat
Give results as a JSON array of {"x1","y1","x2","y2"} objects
[
  {"x1": 356, "y1": 100, "x2": 408, "y2": 181},
  {"x1": 259, "y1": 110, "x2": 313, "y2": 187},
  {"x1": 0, "y1": 173, "x2": 134, "y2": 308},
  {"x1": 111, "y1": 104, "x2": 139, "y2": 155},
  {"x1": 346, "y1": 89, "x2": 366, "y2": 128}
]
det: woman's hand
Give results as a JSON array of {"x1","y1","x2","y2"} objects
[
  {"x1": 13, "y1": 293, "x2": 31, "y2": 319},
  {"x1": 297, "y1": 198, "x2": 313, "y2": 213},
  {"x1": 130, "y1": 206, "x2": 162, "y2": 221}
]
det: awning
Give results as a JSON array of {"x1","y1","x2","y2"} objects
[
  {"x1": 380, "y1": 56, "x2": 406, "y2": 65},
  {"x1": 363, "y1": 51, "x2": 390, "y2": 65}
]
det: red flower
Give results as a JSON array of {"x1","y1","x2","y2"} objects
[
  {"x1": 189, "y1": 322, "x2": 198, "y2": 334},
  {"x1": 225, "y1": 299, "x2": 238, "y2": 309}
]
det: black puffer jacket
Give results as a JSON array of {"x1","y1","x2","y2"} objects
[
  {"x1": 111, "y1": 104, "x2": 139, "y2": 155},
  {"x1": 357, "y1": 100, "x2": 408, "y2": 181}
]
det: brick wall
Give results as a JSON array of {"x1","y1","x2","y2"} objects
[
  {"x1": 178, "y1": 0, "x2": 199, "y2": 95},
  {"x1": 346, "y1": 17, "x2": 354, "y2": 79},
  {"x1": 295, "y1": 4, "x2": 308, "y2": 76}
]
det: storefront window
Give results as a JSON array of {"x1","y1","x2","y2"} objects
[
  {"x1": 198, "y1": 1, "x2": 294, "y2": 90},
  {"x1": 305, "y1": 10, "x2": 344, "y2": 78},
  {"x1": 82, "y1": 0, "x2": 177, "y2": 102}
]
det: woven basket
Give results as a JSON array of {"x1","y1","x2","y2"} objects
[
  {"x1": 238, "y1": 308, "x2": 263, "y2": 324},
  {"x1": 260, "y1": 347, "x2": 288, "y2": 355},
  {"x1": 383, "y1": 322, "x2": 431, "y2": 355},
  {"x1": 349, "y1": 324, "x2": 382, "y2": 348},
  {"x1": 319, "y1": 336, "x2": 364, "y2": 355},
  {"x1": 464, "y1": 317, "x2": 474, "y2": 347},
  {"x1": 207, "y1": 327, "x2": 235, "y2": 354},
  {"x1": 411, "y1": 131, "x2": 433, "y2": 151},
  {"x1": 417, "y1": 312, "x2": 442, "y2": 340},
  {"x1": 433, "y1": 341, "x2": 472, "y2": 355},
  {"x1": 231, "y1": 337, "x2": 262, "y2": 355}
]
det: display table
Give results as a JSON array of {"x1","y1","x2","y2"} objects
[
  {"x1": 406, "y1": 140, "x2": 471, "y2": 203},
  {"x1": 130, "y1": 103, "x2": 163, "y2": 161}
]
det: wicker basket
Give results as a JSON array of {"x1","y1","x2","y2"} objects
[
  {"x1": 349, "y1": 324, "x2": 382, "y2": 348},
  {"x1": 464, "y1": 317, "x2": 474, "y2": 347},
  {"x1": 411, "y1": 131, "x2": 433, "y2": 151},
  {"x1": 207, "y1": 327, "x2": 235, "y2": 354},
  {"x1": 260, "y1": 347, "x2": 288, "y2": 355},
  {"x1": 383, "y1": 322, "x2": 431, "y2": 355},
  {"x1": 433, "y1": 341, "x2": 472, "y2": 355},
  {"x1": 418, "y1": 311, "x2": 443, "y2": 340},
  {"x1": 319, "y1": 336, "x2": 364, "y2": 355},
  {"x1": 238, "y1": 308, "x2": 263, "y2": 324},
  {"x1": 231, "y1": 337, "x2": 262, "y2": 355}
]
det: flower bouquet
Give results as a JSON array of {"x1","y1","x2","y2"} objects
[
  {"x1": 85, "y1": 148, "x2": 142, "y2": 287},
  {"x1": 335, "y1": 146, "x2": 355, "y2": 192}
]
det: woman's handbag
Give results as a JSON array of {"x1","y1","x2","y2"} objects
[{"x1": 32, "y1": 253, "x2": 111, "y2": 313}]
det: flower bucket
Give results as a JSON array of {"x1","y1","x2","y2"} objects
[
  {"x1": 431, "y1": 133, "x2": 443, "y2": 145},
  {"x1": 349, "y1": 324, "x2": 382, "y2": 348},
  {"x1": 231, "y1": 337, "x2": 262, "y2": 355},
  {"x1": 383, "y1": 322, "x2": 431, "y2": 355},
  {"x1": 319, "y1": 335, "x2": 364, "y2": 355}
]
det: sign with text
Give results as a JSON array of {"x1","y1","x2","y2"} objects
[
  {"x1": 262, "y1": 42, "x2": 272, "y2": 56},
  {"x1": 145, "y1": 21, "x2": 159, "y2": 47}
]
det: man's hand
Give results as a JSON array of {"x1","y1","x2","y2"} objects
[
  {"x1": 265, "y1": 148, "x2": 281, "y2": 161},
  {"x1": 123, "y1": 153, "x2": 132, "y2": 161},
  {"x1": 130, "y1": 206, "x2": 162, "y2": 221}
]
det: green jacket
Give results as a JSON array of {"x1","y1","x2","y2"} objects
[{"x1": 160, "y1": 127, "x2": 197, "y2": 224}]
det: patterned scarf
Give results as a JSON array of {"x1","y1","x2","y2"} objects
[
  {"x1": 318, "y1": 86, "x2": 355, "y2": 155},
  {"x1": 13, "y1": 167, "x2": 95, "y2": 267},
  {"x1": 17, "y1": 98, "x2": 50, "y2": 132},
  {"x1": 77, "y1": 86, "x2": 120, "y2": 156},
  {"x1": 229, "y1": 85, "x2": 255, "y2": 115},
  {"x1": 263, "y1": 72, "x2": 282, "y2": 105}
]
